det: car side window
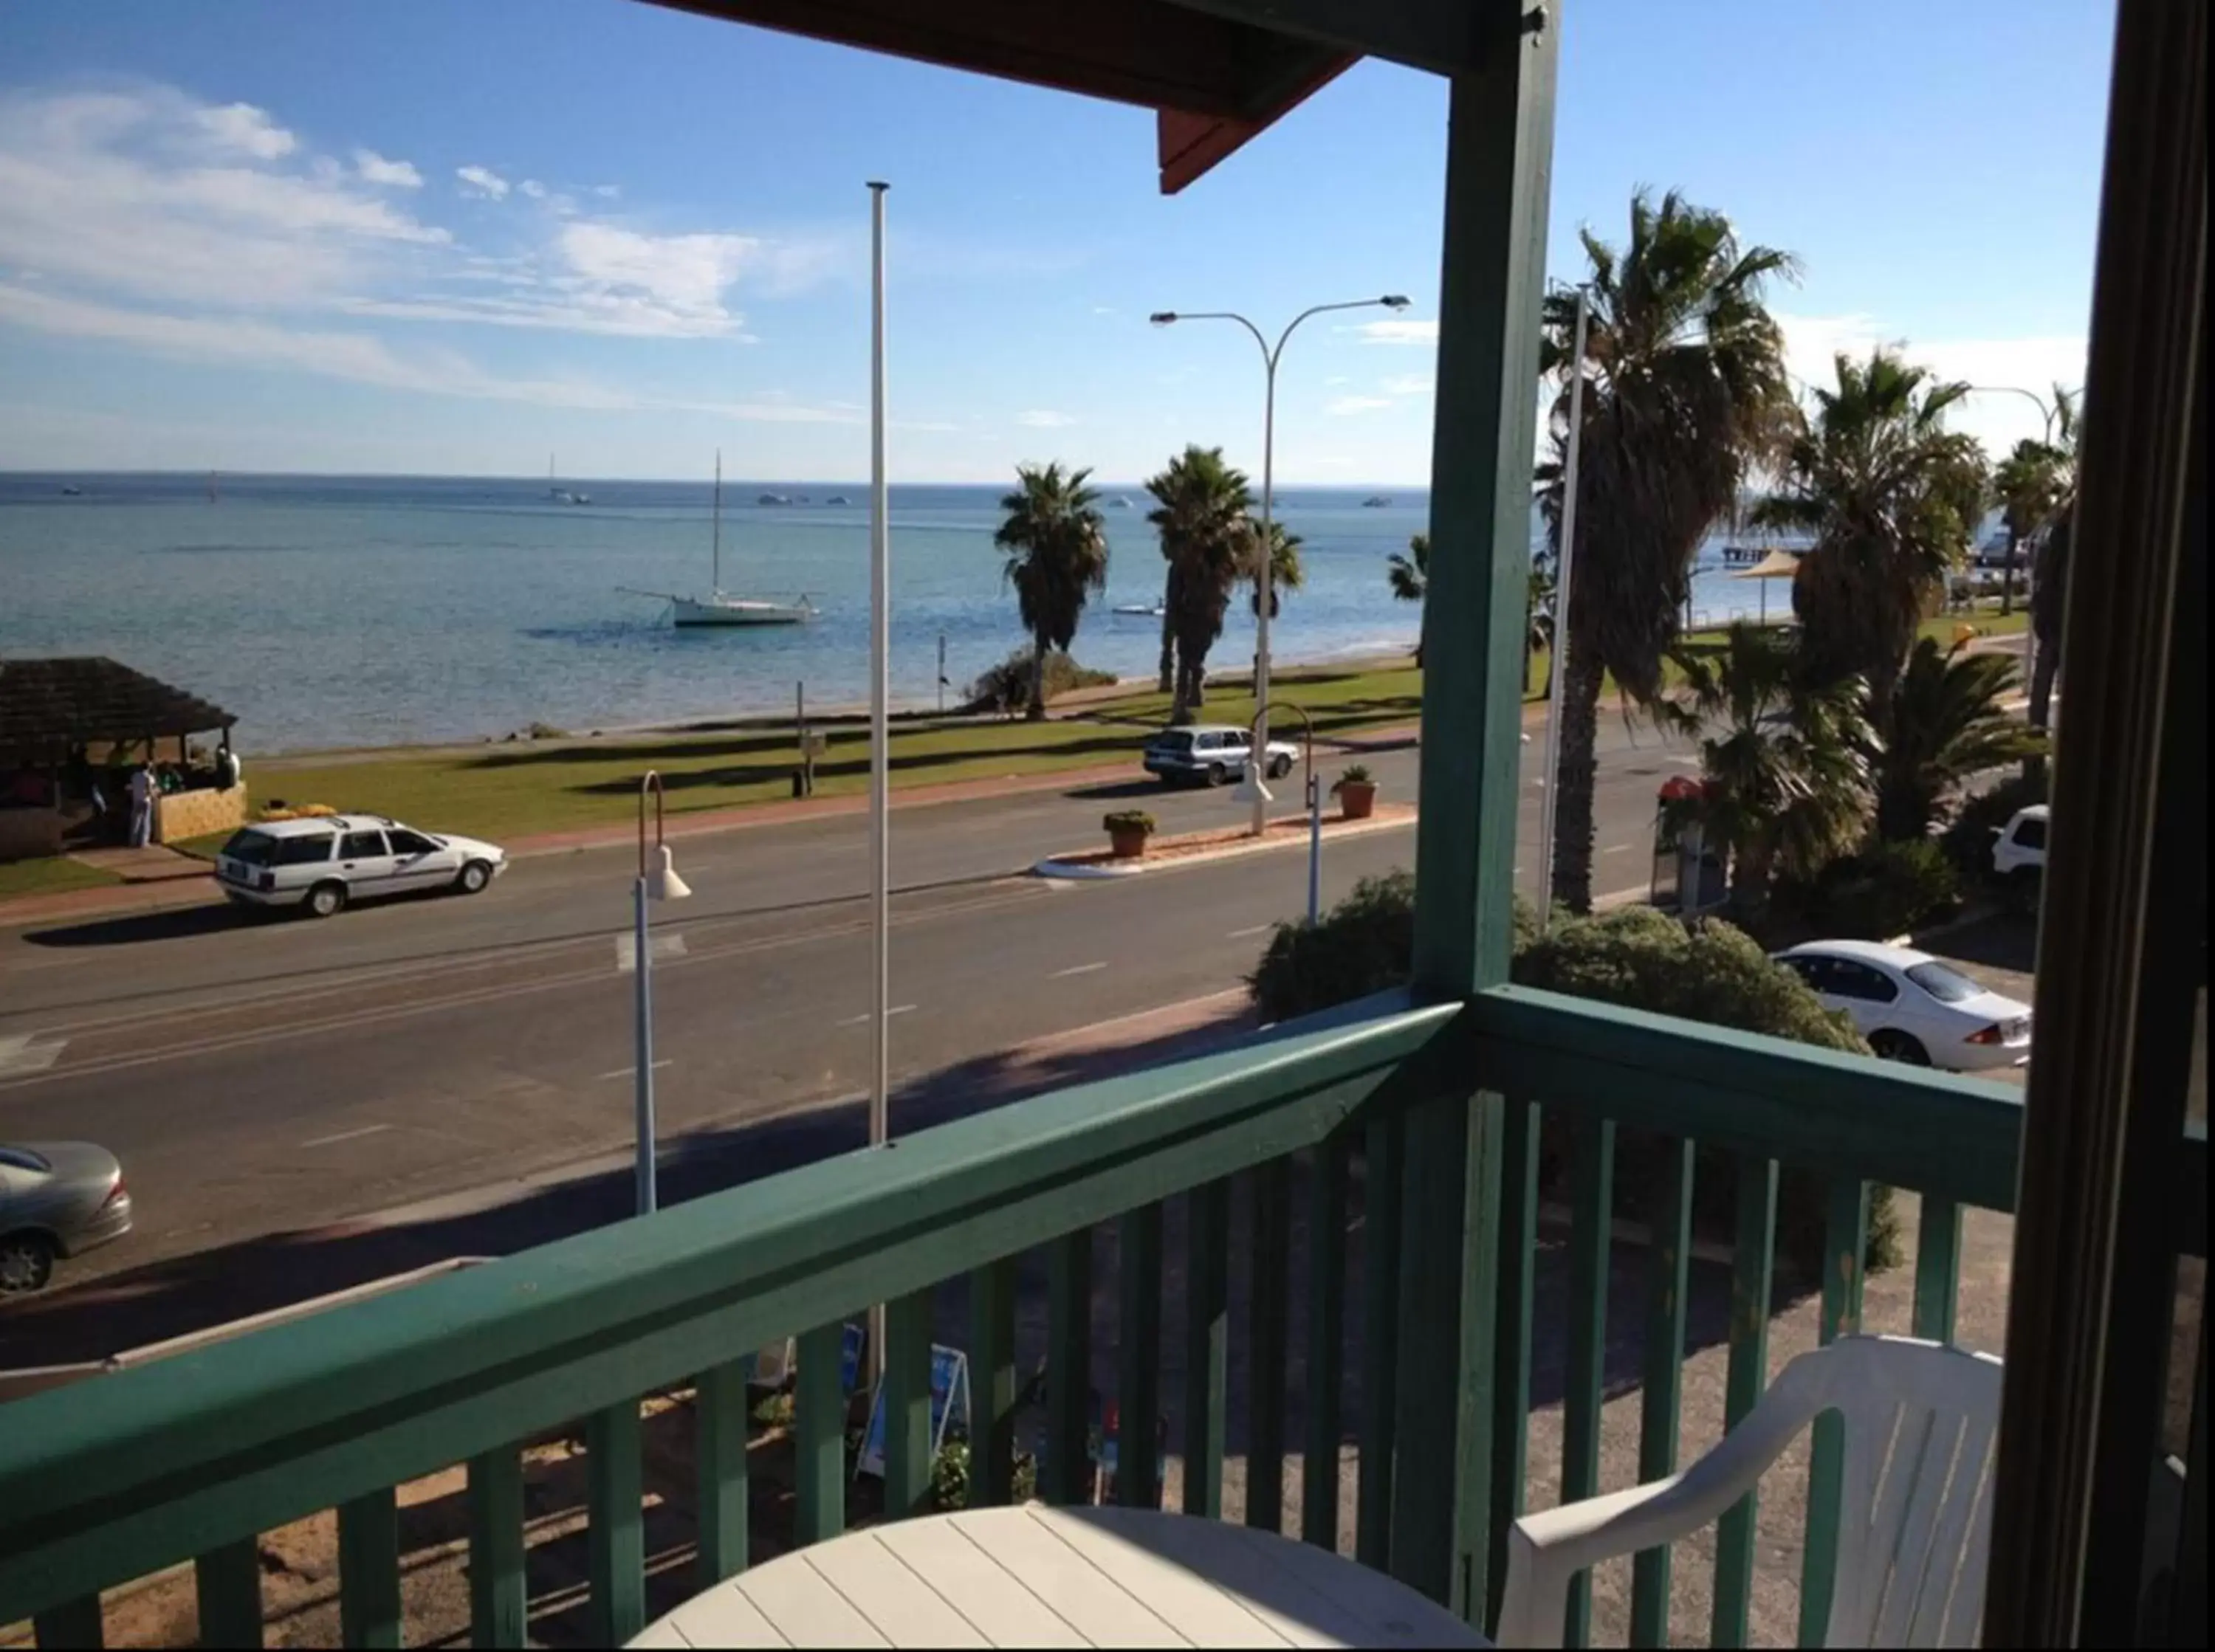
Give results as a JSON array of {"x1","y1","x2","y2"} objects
[
  {"x1": 1785, "y1": 956, "x2": 1827, "y2": 991},
  {"x1": 387, "y1": 829, "x2": 437, "y2": 856},
  {"x1": 1833, "y1": 962, "x2": 1900, "y2": 1003},
  {"x1": 340, "y1": 830, "x2": 388, "y2": 859},
  {"x1": 275, "y1": 836, "x2": 334, "y2": 866},
  {"x1": 2014, "y1": 816, "x2": 2047, "y2": 850}
]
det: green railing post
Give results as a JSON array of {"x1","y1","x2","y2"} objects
[
  {"x1": 1116, "y1": 1203, "x2": 1164, "y2": 1507},
  {"x1": 970, "y1": 1258, "x2": 1019, "y2": 1506},
  {"x1": 1631, "y1": 1139, "x2": 1696, "y2": 1646},
  {"x1": 1248, "y1": 1156, "x2": 1292, "y2": 1532},
  {"x1": 32, "y1": 1597, "x2": 103, "y2": 1650},
  {"x1": 1043, "y1": 1228, "x2": 1094, "y2": 1506},
  {"x1": 337, "y1": 1490, "x2": 400, "y2": 1650},
  {"x1": 1912, "y1": 1194, "x2": 1963, "y2": 1344},
  {"x1": 585, "y1": 1401, "x2": 644, "y2": 1647},
  {"x1": 884, "y1": 1290, "x2": 935, "y2": 1519},
  {"x1": 1401, "y1": 0, "x2": 1559, "y2": 1608},
  {"x1": 1303, "y1": 1140, "x2": 1350, "y2": 1549},
  {"x1": 1184, "y1": 1178, "x2": 1232, "y2": 1520},
  {"x1": 1487, "y1": 1097, "x2": 1540, "y2": 1629},
  {"x1": 1561, "y1": 1112, "x2": 1617, "y2": 1648},
  {"x1": 194, "y1": 1538, "x2": 264, "y2": 1651},
  {"x1": 1800, "y1": 1177, "x2": 1871, "y2": 1648},
  {"x1": 695, "y1": 1363, "x2": 749, "y2": 1588},
  {"x1": 1711, "y1": 1155, "x2": 1779, "y2": 1649},
  {"x1": 1357, "y1": 1108, "x2": 1404, "y2": 1569},
  {"x1": 794, "y1": 1322, "x2": 848, "y2": 1546},
  {"x1": 466, "y1": 1448, "x2": 527, "y2": 1648}
]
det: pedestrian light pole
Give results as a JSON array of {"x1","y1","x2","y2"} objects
[
  {"x1": 1151, "y1": 295, "x2": 1410, "y2": 835},
  {"x1": 633, "y1": 771, "x2": 691, "y2": 1216},
  {"x1": 865, "y1": 178, "x2": 893, "y2": 1388},
  {"x1": 1231, "y1": 701, "x2": 1320, "y2": 924},
  {"x1": 1536, "y1": 284, "x2": 1591, "y2": 932}
]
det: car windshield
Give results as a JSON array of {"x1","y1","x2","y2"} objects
[
  {"x1": 1151, "y1": 732, "x2": 1194, "y2": 753},
  {"x1": 1906, "y1": 961, "x2": 1986, "y2": 1003},
  {"x1": 0, "y1": 1147, "x2": 52, "y2": 1173},
  {"x1": 220, "y1": 828, "x2": 278, "y2": 867}
]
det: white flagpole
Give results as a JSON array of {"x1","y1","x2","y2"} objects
[
  {"x1": 867, "y1": 179, "x2": 891, "y2": 1386},
  {"x1": 1536, "y1": 285, "x2": 1590, "y2": 932}
]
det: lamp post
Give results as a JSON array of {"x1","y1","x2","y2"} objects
[
  {"x1": 1967, "y1": 384, "x2": 2060, "y2": 444},
  {"x1": 1151, "y1": 295, "x2": 1410, "y2": 835},
  {"x1": 1536, "y1": 284, "x2": 1591, "y2": 932},
  {"x1": 1229, "y1": 701, "x2": 1320, "y2": 924},
  {"x1": 633, "y1": 771, "x2": 691, "y2": 1216}
]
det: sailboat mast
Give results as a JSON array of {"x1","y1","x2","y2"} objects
[{"x1": 712, "y1": 450, "x2": 722, "y2": 592}]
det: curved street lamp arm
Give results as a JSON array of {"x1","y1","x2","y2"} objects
[{"x1": 1272, "y1": 297, "x2": 1404, "y2": 368}]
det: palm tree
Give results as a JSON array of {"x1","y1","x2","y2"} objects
[
  {"x1": 1756, "y1": 349, "x2": 1989, "y2": 729},
  {"x1": 1244, "y1": 520, "x2": 1305, "y2": 617},
  {"x1": 993, "y1": 462, "x2": 1110, "y2": 720},
  {"x1": 1991, "y1": 382, "x2": 2079, "y2": 621},
  {"x1": 2024, "y1": 388, "x2": 2079, "y2": 778},
  {"x1": 1873, "y1": 638, "x2": 2047, "y2": 841},
  {"x1": 1525, "y1": 554, "x2": 1557, "y2": 698},
  {"x1": 1658, "y1": 624, "x2": 1874, "y2": 912},
  {"x1": 1387, "y1": 532, "x2": 1428, "y2": 665},
  {"x1": 1536, "y1": 189, "x2": 1799, "y2": 912},
  {"x1": 1144, "y1": 444, "x2": 1252, "y2": 720}
]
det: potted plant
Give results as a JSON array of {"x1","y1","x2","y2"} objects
[
  {"x1": 1102, "y1": 809, "x2": 1156, "y2": 858},
  {"x1": 1332, "y1": 764, "x2": 1378, "y2": 820}
]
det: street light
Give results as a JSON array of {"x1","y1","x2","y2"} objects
[
  {"x1": 1152, "y1": 295, "x2": 1411, "y2": 834},
  {"x1": 633, "y1": 771, "x2": 690, "y2": 1216},
  {"x1": 1967, "y1": 384, "x2": 2061, "y2": 444},
  {"x1": 1229, "y1": 700, "x2": 1321, "y2": 924}
]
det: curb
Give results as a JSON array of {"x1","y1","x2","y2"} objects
[{"x1": 1032, "y1": 809, "x2": 1415, "y2": 881}]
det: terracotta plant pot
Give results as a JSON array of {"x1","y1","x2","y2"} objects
[
  {"x1": 1337, "y1": 781, "x2": 1378, "y2": 820},
  {"x1": 1108, "y1": 825, "x2": 1151, "y2": 858}
]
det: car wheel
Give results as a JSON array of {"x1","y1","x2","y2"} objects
[
  {"x1": 1869, "y1": 1030, "x2": 1931, "y2": 1067},
  {"x1": 456, "y1": 860, "x2": 494, "y2": 895},
  {"x1": 0, "y1": 1231, "x2": 55, "y2": 1295},
  {"x1": 1268, "y1": 754, "x2": 1293, "y2": 779},
  {"x1": 1207, "y1": 763, "x2": 1228, "y2": 785},
  {"x1": 305, "y1": 881, "x2": 348, "y2": 919}
]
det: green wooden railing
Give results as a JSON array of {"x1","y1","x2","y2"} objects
[{"x1": 1, "y1": 982, "x2": 2202, "y2": 1649}]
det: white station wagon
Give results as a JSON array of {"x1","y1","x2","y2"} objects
[{"x1": 216, "y1": 814, "x2": 508, "y2": 918}]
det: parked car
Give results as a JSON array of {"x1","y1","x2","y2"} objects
[
  {"x1": 1774, "y1": 940, "x2": 2033, "y2": 1071},
  {"x1": 214, "y1": 813, "x2": 507, "y2": 918},
  {"x1": 1141, "y1": 726, "x2": 1299, "y2": 787},
  {"x1": 1992, "y1": 804, "x2": 2048, "y2": 881},
  {"x1": 1, "y1": 1143, "x2": 132, "y2": 1295}
]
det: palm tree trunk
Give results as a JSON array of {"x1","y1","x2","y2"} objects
[
  {"x1": 1157, "y1": 573, "x2": 1176, "y2": 693},
  {"x1": 2000, "y1": 528, "x2": 2019, "y2": 616},
  {"x1": 1550, "y1": 647, "x2": 1607, "y2": 914},
  {"x1": 1026, "y1": 633, "x2": 1049, "y2": 721},
  {"x1": 2026, "y1": 639, "x2": 2058, "y2": 788},
  {"x1": 1728, "y1": 834, "x2": 1775, "y2": 918}
]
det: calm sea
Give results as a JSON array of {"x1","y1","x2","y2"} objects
[{"x1": 0, "y1": 472, "x2": 1776, "y2": 752}]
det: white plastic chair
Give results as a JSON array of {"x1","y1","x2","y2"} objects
[{"x1": 1496, "y1": 1335, "x2": 2003, "y2": 1648}]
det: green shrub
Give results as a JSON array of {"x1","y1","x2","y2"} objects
[
  {"x1": 964, "y1": 648, "x2": 1117, "y2": 716},
  {"x1": 1247, "y1": 880, "x2": 1900, "y2": 1275},
  {"x1": 928, "y1": 1439, "x2": 1038, "y2": 1510},
  {"x1": 1941, "y1": 771, "x2": 2048, "y2": 887},
  {"x1": 1102, "y1": 809, "x2": 1156, "y2": 836},
  {"x1": 1790, "y1": 839, "x2": 1963, "y2": 939},
  {"x1": 1333, "y1": 763, "x2": 1374, "y2": 791}
]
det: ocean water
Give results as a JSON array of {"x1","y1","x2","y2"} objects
[{"x1": 0, "y1": 472, "x2": 1780, "y2": 752}]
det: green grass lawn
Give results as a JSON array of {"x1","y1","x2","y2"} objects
[{"x1": 0, "y1": 856, "x2": 122, "y2": 902}]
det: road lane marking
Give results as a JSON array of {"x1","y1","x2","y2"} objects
[
  {"x1": 1604, "y1": 844, "x2": 1631, "y2": 854},
  {"x1": 1226, "y1": 924, "x2": 1272, "y2": 940},
  {"x1": 1052, "y1": 961, "x2": 1108, "y2": 978},
  {"x1": 0, "y1": 1033, "x2": 66, "y2": 1076},
  {"x1": 614, "y1": 932, "x2": 689, "y2": 972},
  {"x1": 597, "y1": 1059, "x2": 676, "y2": 1081},
  {"x1": 301, "y1": 1123, "x2": 394, "y2": 1149},
  {"x1": 837, "y1": 1005, "x2": 917, "y2": 1026}
]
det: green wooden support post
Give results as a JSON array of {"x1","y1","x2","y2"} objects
[
  {"x1": 1631, "y1": 1139, "x2": 1696, "y2": 1646},
  {"x1": 32, "y1": 1597, "x2": 102, "y2": 1650},
  {"x1": 1398, "y1": 0, "x2": 1559, "y2": 1612},
  {"x1": 883, "y1": 1290, "x2": 935, "y2": 1519},
  {"x1": 1249, "y1": 1156, "x2": 1292, "y2": 1532},
  {"x1": 587, "y1": 1401, "x2": 645, "y2": 1648},
  {"x1": 970, "y1": 1258, "x2": 1019, "y2": 1507},
  {"x1": 695, "y1": 1363, "x2": 749, "y2": 1588},
  {"x1": 1710, "y1": 1155, "x2": 1779, "y2": 1650},
  {"x1": 1303, "y1": 1140, "x2": 1349, "y2": 1549},
  {"x1": 1043, "y1": 1228, "x2": 1093, "y2": 1506},
  {"x1": 1356, "y1": 1107, "x2": 1404, "y2": 1569},
  {"x1": 466, "y1": 1448, "x2": 526, "y2": 1648},
  {"x1": 194, "y1": 1539, "x2": 264, "y2": 1651},
  {"x1": 1116, "y1": 1203, "x2": 1164, "y2": 1507},
  {"x1": 1486, "y1": 1098, "x2": 1539, "y2": 1628},
  {"x1": 794, "y1": 1323, "x2": 848, "y2": 1546},
  {"x1": 1799, "y1": 1177, "x2": 1870, "y2": 1648},
  {"x1": 337, "y1": 1490, "x2": 401, "y2": 1650},
  {"x1": 1912, "y1": 1195, "x2": 1962, "y2": 1344},
  {"x1": 1184, "y1": 1178, "x2": 1232, "y2": 1520},
  {"x1": 1560, "y1": 1113, "x2": 1617, "y2": 1649}
]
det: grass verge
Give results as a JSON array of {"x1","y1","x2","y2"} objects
[{"x1": 0, "y1": 857, "x2": 123, "y2": 901}]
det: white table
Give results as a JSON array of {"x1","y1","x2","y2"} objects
[{"x1": 632, "y1": 1504, "x2": 1489, "y2": 1648}]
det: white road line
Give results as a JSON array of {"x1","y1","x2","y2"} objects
[
  {"x1": 1052, "y1": 961, "x2": 1108, "y2": 978},
  {"x1": 614, "y1": 932, "x2": 689, "y2": 973},
  {"x1": 597, "y1": 1059, "x2": 676, "y2": 1081},
  {"x1": 0, "y1": 1033, "x2": 67, "y2": 1078},
  {"x1": 836, "y1": 1005, "x2": 918, "y2": 1026},
  {"x1": 301, "y1": 1123, "x2": 393, "y2": 1149},
  {"x1": 1603, "y1": 844, "x2": 1632, "y2": 855},
  {"x1": 1226, "y1": 923, "x2": 1273, "y2": 940}
]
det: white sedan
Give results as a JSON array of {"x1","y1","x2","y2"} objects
[{"x1": 1774, "y1": 940, "x2": 2032, "y2": 1072}]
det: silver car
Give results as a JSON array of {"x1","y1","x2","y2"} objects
[
  {"x1": 1, "y1": 1143, "x2": 133, "y2": 1294},
  {"x1": 214, "y1": 813, "x2": 508, "y2": 918}
]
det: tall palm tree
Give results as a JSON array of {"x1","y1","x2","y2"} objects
[
  {"x1": 1873, "y1": 638, "x2": 2047, "y2": 841},
  {"x1": 1756, "y1": 349, "x2": 1989, "y2": 729},
  {"x1": 1525, "y1": 554, "x2": 1557, "y2": 698},
  {"x1": 2024, "y1": 388, "x2": 2079, "y2": 777},
  {"x1": 1387, "y1": 532, "x2": 1428, "y2": 666},
  {"x1": 1244, "y1": 520, "x2": 1305, "y2": 617},
  {"x1": 1536, "y1": 189, "x2": 1799, "y2": 912},
  {"x1": 1144, "y1": 444, "x2": 1251, "y2": 720},
  {"x1": 1658, "y1": 624, "x2": 1874, "y2": 913},
  {"x1": 993, "y1": 462, "x2": 1110, "y2": 720}
]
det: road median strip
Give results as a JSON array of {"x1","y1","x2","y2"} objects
[{"x1": 1032, "y1": 802, "x2": 1416, "y2": 881}]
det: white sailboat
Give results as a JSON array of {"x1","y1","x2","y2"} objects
[{"x1": 626, "y1": 452, "x2": 814, "y2": 627}]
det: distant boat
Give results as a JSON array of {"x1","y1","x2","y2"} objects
[
  {"x1": 547, "y1": 455, "x2": 589, "y2": 505},
  {"x1": 758, "y1": 492, "x2": 792, "y2": 506},
  {"x1": 1361, "y1": 495, "x2": 1392, "y2": 508},
  {"x1": 59, "y1": 485, "x2": 82, "y2": 497},
  {"x1": 825, "y1": 495, "x2": 853, "y2": 506},
  {"x1": 1113, "y1": 602, "x2": 1166, "y2": 618},
  {"x1": 622, "y1": 453, "x2": 814, "y2": 627},
  {"x1": 1108, "y1": 496, "x2": 1134, "y2": 509}
]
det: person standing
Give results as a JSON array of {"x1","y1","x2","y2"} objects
[
  {"x1": 126, "y1": 763, "x2": 154, "y2": 848},
  {"x1": 216, "y1": 740, "x2": 241, "y2": 793}
]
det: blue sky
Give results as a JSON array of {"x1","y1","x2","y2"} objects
[{"x1": 0, "y1": 0, "x2": 2112, "y2": 483}]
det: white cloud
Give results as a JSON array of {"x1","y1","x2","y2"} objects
[
  {"x1": 1322, "y1": 374, "x2": 1350, "y2": 386},
  {"x1": 1017, "y1": 409, "x2": 1076, "y2": 428},
  {"x1": 591, "y1": 183, "x2": 621, "y2": 199},
  {"x1": 519, "y1": 179, "x2": 547, "y2": 199},
  {"x1": 456, "y1": 164, "x2": 509, "y2": 199},
  {"x1": 1090, "y1": 305, "x2": 1117, "y2": 316},
  {"x1": 1776, "y1": 312, "x2": 2087, "y2": 451},
  {"x1": 192, "y1": 101, "x2": 295, "y2": 159},
  {"x1": 1380, "y1": 372, "x2": 1434, "y2": 396},
  {"x1": 1349, "y1": 318, "x2": 1438, "y2": 346},
  {"x1": 1327, "y1": 395, "x2": 1393, "y2": 416},
  {"x1": 353, "y1": 148, "x2": 422, "y2": 188}
]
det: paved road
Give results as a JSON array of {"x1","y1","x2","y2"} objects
[{"x1": 0, "y1": 717, "x2": 1703, "y2": 1301}]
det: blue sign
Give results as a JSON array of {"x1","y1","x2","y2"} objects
[{"x1": 856, "y1": 1345, "x2": 971, "y2": 1480}]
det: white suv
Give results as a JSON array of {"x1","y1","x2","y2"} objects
[
  {"x1": 215, "y1": 814, "x2": 508, "y2": 917},
  {"x1": 1992, "y1": 804, "x2": 2047, "y2": 881},
  {"x1": 1141, "y1": 725, "x2": 1299, "y2": 787}
]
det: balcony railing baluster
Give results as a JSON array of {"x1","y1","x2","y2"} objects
[
  {"x1": 693, "y1": 1363, "x2": 750, "y2": 1587},
  {"x1": 585, "y1": 1400, "x2": 645, "y2": 1646},
  {"x1": 1800, "y1": 1177, "x2": 1874, "y2": 1648},
  {"x1": 1115, "y1": 1203, "x2": 1164, "y2": 1508},
  {"x1": 1184, "y1": 1178, "x2": 1232, "y2": 1520},
  {"x1": 1561, "y1": 1112, "x2": 1618, "y2": 1648},
  {"x1": 969, "y1": 1258, "x2": 1019, "y2": 1507},
  {"x1": 1247, "y1": 1156, "x2": 1293, "y2": 1532},
  {"x1": 883, "y1": 1290, "x2": 935, "y2": 1520},
  {"x1": 1711, "y1": 1154, "x2": 1781, "y2": 1650},
  {"x1": 337, "y1": 1487, "x2": 401, "y2": 1649},
  {"x1": 794, "y1": 1323, "x2": 847, "y2": 1547},
  {"x1": 1303, "y1": 1138, "x2": 1351, "y2": 1549},
  {"x1": 1042, "y1": 1228, "x2": 1093, "y2": 1507},
  {"x1": 1630, "y1": 1138, "x2": 1697, "y2": 1647},
  {"x1": 465, "y1": 1447, "x2": 526, "y2": 1647},
  {"x1": 1356, "y1": 1106, "x2": 1404, "y2": 1569},
  {"x1": 1914, "y1": 1196, "x2": 1965, "y2": 1343}
]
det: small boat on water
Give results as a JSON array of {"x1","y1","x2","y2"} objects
[
  {"x1": 59, "y1": 485, "x2": 82, "y2": 497},
  {"x1": 825, "y1": 495, "x2": 852, "y2": 506},
  {"x1": 546, "y1": 455, "x2": 589, "y2": 505},
  {"x1": 1113, "y1": 602, "x2": 1166, "y2": 618},
  {"x1": 1361, "y1": 495, "x2": 1392, "y2": 508},
  {"x1": 758, "y1": 492, "x2": 792, "y2": 506},
  {"x1": 622, "y1": 454, "x2": 814, "y2": 627},
  {"x1": 1108, "y1": 496, "x2": 1134, "y2": 509}
]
